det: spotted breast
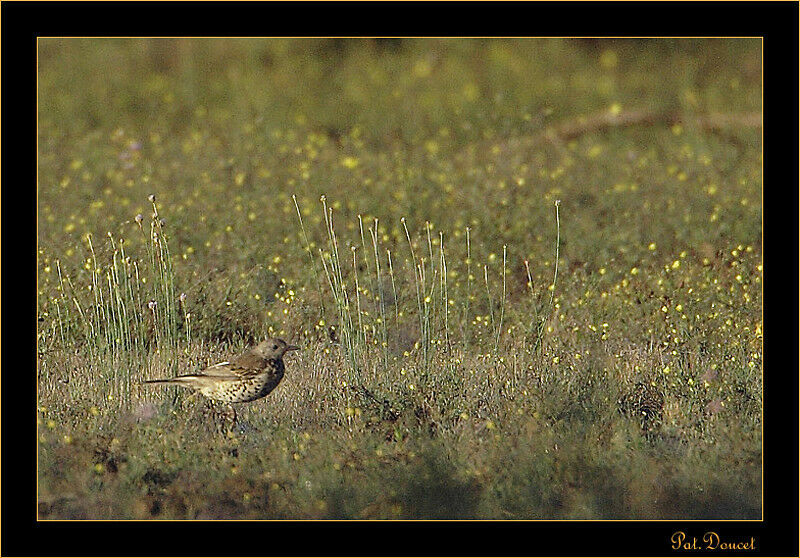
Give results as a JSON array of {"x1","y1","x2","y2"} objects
[{"x1": 200, "y1": 359, "x2": 285, "y2": 403}]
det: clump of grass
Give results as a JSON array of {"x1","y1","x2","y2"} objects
[
  {"x1": 528, "y1": 199, "x2": 561, "y2": 352},
  {"x1": 135, "y1": 195, "x2": 180, "y2": 354},
  {"x1": 41, "y1": 195, "x2": 186, "y2": 410},
  {"x1": 290, "y1": 194, "x2": 563, "y2": 431}
]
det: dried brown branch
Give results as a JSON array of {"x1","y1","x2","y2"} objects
[
  {"x1": 456, "y1": 108, "x2": 762, "y2": 162},
  {"x1": 549, "y1": 108, "x2": 761, "y2": 141}
]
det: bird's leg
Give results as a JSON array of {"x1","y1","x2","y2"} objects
[
  {"x1": 213, "y1": 404, "x2": 238, "y2": 435},
  {"x1": 227, "y1": 405, "x2": 238, "y2": 430},
  {"x1": 201, "y1": 401, "x2": 228, "y2": 434}
]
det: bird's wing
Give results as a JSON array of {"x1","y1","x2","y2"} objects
[
  {"x1": 197, "y1": 361, "x2": 239, "y2": 378},
  {"x1": 220, "y1": 350, "x2": 268, "y2": 378},
  {"x1": 196, "y1": 348, "x2": 268, "y2": 379}
]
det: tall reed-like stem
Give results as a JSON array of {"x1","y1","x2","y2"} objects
[
  {"x1": 292, "y1": 194, "x2": 325, "y2": 314},
  {"x1": 533, "y1": 200, "x2": 562, "y2": 352},
  {"x1": 463, "y1": 227, "x2": 472, "y2": 349},
  {"x1": 369, "y1": 220, "x2": 389, "y2": 367},
  {"x1": 439, "y1": 231, "x2": 450, "y2": 352},
  {"x1": 484, "y1": 264, "x2": 495, "y2": 337},
  {"x1": 494, "y1": 244, "x2": 507, "y2": 354},
  {"x1": 402, "y1": 217, "x2": 425, "y2": 353}
]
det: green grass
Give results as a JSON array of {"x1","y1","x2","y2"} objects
[{"x1": 37, "y1": 38, "x2": 762, "y2": 519}]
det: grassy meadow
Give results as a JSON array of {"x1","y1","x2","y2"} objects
[{"x1": 37, "y1": 38, "x2": 762, "y2": 520}]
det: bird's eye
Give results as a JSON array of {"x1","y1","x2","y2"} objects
[{"x1": 272, "y1": 344, "x2": 278, "y2": 350}]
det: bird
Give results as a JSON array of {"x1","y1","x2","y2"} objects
[
  {"x1": 618, "y1": 381, "x2": 665, "y2": 435},
  {"x1": 143, "y1": 338, "x2": 299, "y2": 425}
]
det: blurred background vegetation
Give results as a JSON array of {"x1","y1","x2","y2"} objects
[{"x1": 37, "y1": 38, "x2": 761, "y2": 519}]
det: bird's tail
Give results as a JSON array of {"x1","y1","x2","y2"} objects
[{"x1": 141, "y1": 377, "x2": 197, "y2": 386}]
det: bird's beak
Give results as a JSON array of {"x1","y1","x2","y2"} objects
[{"x1": 286, "y1": 345, "x2": 300, "y2": 351}]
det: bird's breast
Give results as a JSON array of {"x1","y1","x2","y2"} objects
[{"x1": 197, "y1": 360, "x2": 286, "y2": 403}]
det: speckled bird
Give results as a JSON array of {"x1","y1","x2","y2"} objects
[
  {"x1": 617, "y1": 381, "x2": 665, "y2": 434},
  {"x1": 143, "y1": 338, "x2": 299, "y2": 406}
]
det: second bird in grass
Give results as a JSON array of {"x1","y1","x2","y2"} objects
[{"x1": 144, "y1": 338, "x2": 300, "y2": 405}]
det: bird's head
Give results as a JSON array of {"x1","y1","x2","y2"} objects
[{"x1": 255, "y1": 337, "x2": 300, "y2": 359}]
